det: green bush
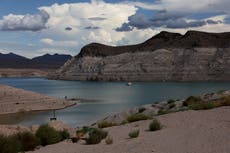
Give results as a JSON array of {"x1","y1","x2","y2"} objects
[
  {"x1": 86, "y1": 128, "x2": 108, "y2": 144},
  {"x1": 120, "y1": 120, "x2": 128, "y2": 125},
  {"x1": 35, "y1": 124, "x2": 62, "y2": 146},
  {"x1": 128, "y1": 130, "x2": 140, "y2": 138},
  {"x1": 97, "y1": 121, "x2": 117, "y2": 128},
  {"x1": 149, "y1": 119, "x2": 162, "y2": 131},
  {"x1": 183, "y1": 96, "x2": 202, "y2": 106},
  {"x1": 219, "y1": 96, "x2": 230, "y2": 106},
  {"x1": 0, "y1": 135, "x2": 21, "y2": 153},
  {"x1": 158, "y1": 109, "x2": 168, "y2": 115},
  {"x1": 15, "y1": 132, "x2": 40, "y2": 151},
  {"x1": 60, "y1": 130, "x2": 70, "y2": 140},
  {"x1": 168, "y1": 102, "x2": 176, "y2": 109},
  {"x1": 127, "y1": 113, "x2": 152, "y2": 122},
  {"x1": 167, "y1": 99, "x2": 175, "y2": 104},
  {"x1": 138, "y1": 107, "x2": 146, "y2": 113},
  {"x1": 189, "y1": 102, "x2": 216, "y2": 110},
  {"x1": 105, "y1": 136, "x2": 113, "y2": 145}
]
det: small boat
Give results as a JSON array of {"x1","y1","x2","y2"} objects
[{"x1": 126, "y1": 82, "x2": 132, "y2": 86}]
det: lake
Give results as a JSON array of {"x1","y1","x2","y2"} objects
[{"x1": 0, "y1": 77, "x2": 229, "y2": 127}]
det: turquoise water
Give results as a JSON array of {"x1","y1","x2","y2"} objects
[{"x1": 0, "y1": 77, "x2": 229, "y2": 127}]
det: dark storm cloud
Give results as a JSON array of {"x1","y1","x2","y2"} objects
[
  {"x1": 0, "y1": 10, "x2": 50, "y2": 31},
  {"x1": 116, "y1": 10, "x2": 221, "y2": 31}
]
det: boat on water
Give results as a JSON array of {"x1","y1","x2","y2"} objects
[{"x1": 126, "y1": 82, "x2": 132, "y2": 86}]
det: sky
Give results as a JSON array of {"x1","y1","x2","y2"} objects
[{"x1": 0, "y1": 0, "x2": 230, "y2": 58}]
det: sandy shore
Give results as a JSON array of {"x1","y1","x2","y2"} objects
[
  {"x1": 0, "y1": 84, "x2": 76, "y2": 115},
  {"x1": 0, "y1": 68, "x2": 55, "y2": 78},
  {"x1": 28, "y1": 106, "x2": 230, "y2": 153}
]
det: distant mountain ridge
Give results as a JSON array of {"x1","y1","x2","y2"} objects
[
  {"x1": 50, "y1": 30, "x2": 230, "y2": 81},
  {"x1": 78, "y1": 31, "x2": 230, "y2": 57},
  {"x1": 0, "y1": 53, "x2": 72, "y2": 69}
]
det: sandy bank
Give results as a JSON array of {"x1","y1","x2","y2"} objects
[
  {"x1": 28, "y1": 106, "x2": 230, "y2": 153},
  {"x1": 0, "y1": 84, "x2": 76, "y2": 115},
  {"x1": 0, "y1": 68, "x2": 55, "y2": 78}
]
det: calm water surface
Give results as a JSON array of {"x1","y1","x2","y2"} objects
[{"x1": 0, "y1": 77, "x2": 229, "y2": 127}]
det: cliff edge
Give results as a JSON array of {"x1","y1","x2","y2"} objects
[{"x1": 49, "y1": 31, "x2": 230, "y2": 81}]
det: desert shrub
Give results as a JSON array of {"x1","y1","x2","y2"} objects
[
  {"x1": 127, "y1": 113, "x2": 152, "y2": 122},
  {"x1": 60, "y1": 130, "x2": 70, "y2": 140},
  {"x1": 189, "y1": 101, "x2": 217, "y2": 110},
  {"x1": 149, "y1": 119, "x2": 162, "y2": 131},
  {"x1": 0, "y1": 134, "x2": 21, "y2": 153},
  {"x1": 97, "y1": 121, "x2": 117, "y2": 128},
  {"x1": 168, "y1": 102, "x2": 176, "y2": 109},
  {"x1": 158, "y1": 109, "x2": 168, "y2": 115},
  {"x1": 167, "y1": 99, "x2": 175, "y2": 104},
  {"x1": 35, "y1": 124, "x2": 62, "y2": 146},
  {"x1": 128, "y1": 130, "x2": 140, "y2": 138},
  {"x1": 86, "y1": 128, "x2": 108, "y2": 144},
  {"x1": 217, "y1": 90, "x2": 226, "y2": 94},
  {"x1": 105, "y1": 136, "x2": 113, "y2": 145},
  {"x1": 219, "y1": 96, "x2": 230, "y2": 106},
  {"x1": 138, "y1": 107, "x2": 146, "y2": 113},
  {"x1": 15, "y1": 132, "x2": 40, "y2": 151},
  {"x1": 183, "y1": 96, "x2": 202, "y2": 106},
  {"x1": 77, "y1": 126, "x2": 90, "y2": 134},
  {"x1": 120, "y1": 120, "x2": 128, "y2": 125}
]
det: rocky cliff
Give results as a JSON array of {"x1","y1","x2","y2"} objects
[{"x1": 50, "y1": 31, "x2": 230, "y2": 81}]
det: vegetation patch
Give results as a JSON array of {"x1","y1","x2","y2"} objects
[
  {"x1": 127, "y1": 113, "x2": 152, "y2": 123},
  {"x1": 149, "y1": 119, "x2": 162, "y2": 131},
  {"x1": 168, "y1": 102, "x2": 176, "y2": 109},
  {"x1": 128, "y1": 130, "x2": 140, "y2": 138},
  {"x1": 60, "y1": 129, "x2": 70, "y2": 140},
  {"x1": 158, "y1": 108, "x2": 170, "y2": 115},
  {"x1": 183, "y1": 96, "x2": 202, "y2": 107},
  {"x1": 0, "y1": 134, "x2": 21, "y2": 153},
  {"x1": 138, "y1": 107, "x2": 146, "y2": 113},
  {"x1": 0, "y1": 132, "x2": 40, "y2": 153},
  {"x1": 167, "y1": 99, "x2": 175, "y2": 104},
  {"x1": 120, "y1": 120, "x2": 128, "y2": 125},
  {"x1": 35, "y1": 124, "x2": 68, "y2": 146},
  {"x1": 86, "y1": 128, "x2": 108, "y2": 144},
  {"x1": 97, "y1": 121, "x2": 117, "y2": 128}
]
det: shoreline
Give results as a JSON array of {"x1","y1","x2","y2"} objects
[
  {"x1": 0, "y1": 89, "x2": 229, "y2": 153},
  {"x1": 0, "y1": 84, "x2": 77, "y2": 116},
  {"x1": 0, "y1": 68, "x2": 56, "y2": 78}
]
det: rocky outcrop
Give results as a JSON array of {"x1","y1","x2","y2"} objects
[{"x1": 50, "y1": 31, "x2": 230, "y2": 81}]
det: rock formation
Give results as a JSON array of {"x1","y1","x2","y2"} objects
[{"x1": 50, "y1": 31, "x2": 230, "y2": 81}]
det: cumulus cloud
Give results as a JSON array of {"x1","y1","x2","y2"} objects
[
  {"x1": 116, "y1": 10, "x2": 222, "y2": 31},
  {"x1": 1, "y1": 0, "x2": 230, "y2": 57},
  {"x1": 0, "y1": 10, "x2": 49, "y2": 31},
  {"x1": 40, "y1": 38, "x2": 78, "y2": 47},
  {"x1": 39, "y1": 1, "x2": 142, "y2": 47}
]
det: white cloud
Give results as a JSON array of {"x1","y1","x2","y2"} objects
[
  {"x1": 1, "y1": 0, "x2": 230, "y2": 58},
  {"x1": 0, "y1": 10, "x2": 49, "y2": 31},
  {"x1": 40, "y1": 38, "x2": 78, "y2": 47},
  {"x1": 36, "y1": 1, "x2": 154, "y2": 52}
]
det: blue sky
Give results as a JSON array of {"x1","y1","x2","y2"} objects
[{"x1": 0, "y1": 0, "x2": 229, "y2": 58}]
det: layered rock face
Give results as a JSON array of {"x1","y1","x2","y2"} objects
[{"x1": 50, "y1": 31, "x2": 230, "y2": 81}]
